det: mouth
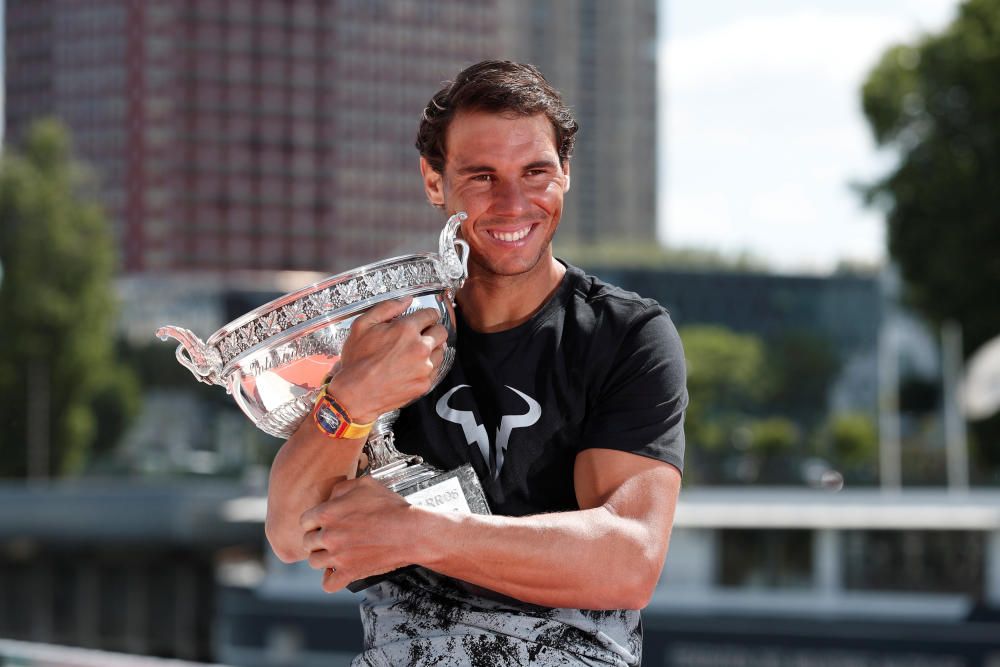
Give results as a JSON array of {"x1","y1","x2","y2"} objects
[{"x1": 486, "y1": 224, "x2": 535, "y2": 244}]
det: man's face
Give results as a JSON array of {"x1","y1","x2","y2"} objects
[{"x1": 421, "y1": 110, "x2": 570, "y2": 279}]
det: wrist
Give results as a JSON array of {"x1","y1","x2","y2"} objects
[
  {"x1": 410, "y1": 505, "x2": 464, "y2": 570},
  {"x1": 312, "y1": 383, "x2": 376, "y2": 440},
  {"x1": 324, "y1": 373, "x2": 380, "y2": 424}
]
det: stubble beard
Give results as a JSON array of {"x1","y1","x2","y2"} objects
[
  {"x1": 467, "y1": 219, "x2": 558, "y2": 281},
  {"x1": 469, "y1": 242, "x2": 553, "y2": 280}
]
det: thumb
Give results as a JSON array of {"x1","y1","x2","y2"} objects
[
  {"x1": 327, "y1": 476, "x2": 359, "y2": 501},
  {"x1": 351, "y1": 296, "x2": 414, "y2": 330}
]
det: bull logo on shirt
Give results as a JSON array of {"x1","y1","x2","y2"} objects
[{"x1": 435, "y1": 385, "x2": 541, "y2": 479}]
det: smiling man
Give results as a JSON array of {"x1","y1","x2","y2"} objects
[{"x1": 265, "y1": 61, "x2": 688, "y2": 666}]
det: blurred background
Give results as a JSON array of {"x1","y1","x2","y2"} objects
[{"x1": 1, "y1": 0, "x2": 999, "y2": 665}]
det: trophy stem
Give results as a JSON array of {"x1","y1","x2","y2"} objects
[
  {"x1": 362, "y1": 410, "x2": 446, "y2": 492},
  {"x1": 365, "y1": 411, "x2": 415, "y2": 469}
]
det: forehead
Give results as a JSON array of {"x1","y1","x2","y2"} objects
[{"x1": 444, "y1": 110, "x2": 559, "y2": 169}]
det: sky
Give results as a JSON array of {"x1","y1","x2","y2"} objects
[{"x1": 659, "y1": 0, "x2": 962, "y2": 273}]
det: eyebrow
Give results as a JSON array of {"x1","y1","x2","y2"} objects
[
  {"x1": 455, "y1": 164, "x2": 495, "y2": 175},
  {"x1": 454, "y1": 159, "x2": 559, "y2": 175}
]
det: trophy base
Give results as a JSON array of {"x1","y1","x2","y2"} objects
[{"x1": 347, "y1": 462, "x2": 490, "y2": 592}]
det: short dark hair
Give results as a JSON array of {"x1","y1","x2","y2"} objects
[{"x1": 416, "y1": 60, "x2": 579, "y2": 174}]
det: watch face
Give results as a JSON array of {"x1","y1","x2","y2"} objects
[{"x1": 316, "y1": 403, "x2": 344, "y2": 434}]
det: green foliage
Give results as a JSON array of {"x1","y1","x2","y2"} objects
[
  {"x1": 824, "y1": 412, "x2": 878, "y2": 467},
  {"x1": 679, "y1": 325, "x2": 770, "y2": 452},
  {"x1": 679, "y1": 324, "x2": 857, "y2": 484},
  {"x1": 861, "y1": 0, "x2": 1000, "y2": 359},
  {"x1": 0, "y1": 119, "x2": 138, "y2": 477},
  {"x1": 763, "y1": 331, "x2": 840, "y2": 428},
  {"x1": 747, "y1": 417, "x2": 801, "y2": 457},
  {"x1": 814, "y1": 412, "x2": 879, "y2": 484},
  {"x1": 681, "y1": 325, "x2": 769, "y2": 409},
  {"x1": 862, "y1": 0, "x2": 1000, "y2": 475}
]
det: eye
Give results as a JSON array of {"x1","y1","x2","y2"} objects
[{"x1": 471, "y1": 174, "x2": 495, "y2": 183}]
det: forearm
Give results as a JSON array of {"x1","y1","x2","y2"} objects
[
  {"x1": 301, "y1": 451, "x2": 681, "y2": 606},
  {"x1": 412, "y1": 504, "x2": 667, "y2": 610},
  {"x1": 265, "y1": 424, "x2": 365, "y2": 563}
]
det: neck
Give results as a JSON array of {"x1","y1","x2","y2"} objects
[{"x1": 457, "y1": 255, "x2": 566, "y2": 333}]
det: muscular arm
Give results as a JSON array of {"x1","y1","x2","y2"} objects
[
  {"x1": 265, "y1": 424, "x2": 366, "y2": 563},
  {"x1": 266, "y1": 297, "x2": 449, "y2": 563},
  {"x1": 303, "y1": 448, "x2": 681, "y2": 610}
]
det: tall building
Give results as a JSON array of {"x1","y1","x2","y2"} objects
[
  {"x1": 5, "y1": 0, "x2": 657, "y2": 274},
  {"x1": 499, "y1": 0, "x2": 659, "y2": 246}
]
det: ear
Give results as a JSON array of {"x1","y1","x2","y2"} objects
[
  {"x1": 420, "y1": 157, "x2": 445, "y2": 208},
  {"x1": 561, "y1": 160, "x2": 571, "y2": 193}
]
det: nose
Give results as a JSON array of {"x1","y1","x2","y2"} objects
[{"x1": 491, "y1": 178, "x2": 530, "y2": 217}]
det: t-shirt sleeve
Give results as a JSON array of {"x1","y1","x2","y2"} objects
[{"x1": 578, "y1": 305, "x2": 687, "y2": 473}]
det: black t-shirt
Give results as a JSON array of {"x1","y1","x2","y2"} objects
[
  {"x1": 394, "y1": 262, "x2": 687, "y2": 517},
  {"x1": 356, "y1": 263, "x2": 687, "y2": 666}
]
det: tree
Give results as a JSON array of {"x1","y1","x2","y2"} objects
[
  {"x1": 0, "y1": 119, "x2": 139, "y2": 477},
  {"x1": 861, "y1": 0, "x2": 1000, "y2": 472},
  {"x1": 861, "y1": 0, "x2": 1000, "y2": 357},
  {"x1": 814, "y1": 412, "x2": 878, "y2": 484},
  {"x1": 748, "y1": 417, "x2": 801, "y2": 457},
  {"x1": 679, "y1": 325, "x2": 770, "y2": 453},
  {"x1": 763, "y1": 331, "x2": 840, "y2": 429}
]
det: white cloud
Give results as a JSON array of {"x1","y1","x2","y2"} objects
[
  {"x1": 664, "y1": 10, "x2": 944, "y2": 91},
  {"x1": 657, "y1": 1, "x2": 960, "y2": 273}
]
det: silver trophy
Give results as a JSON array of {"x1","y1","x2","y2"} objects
[{"x1": 157, "y1": 213, "x2": 491, "y2": 524}]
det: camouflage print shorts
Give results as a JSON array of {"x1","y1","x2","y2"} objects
[{"x1": 352, "y1": 570, "x2": 641, "y2": 667}]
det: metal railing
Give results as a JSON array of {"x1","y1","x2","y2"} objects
[{"x1": 0, "y1": 640, "x2": 229, "y2": 667}]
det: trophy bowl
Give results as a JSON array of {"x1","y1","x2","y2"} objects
[
  {"x1": 158, "y1": 256, "x2": 456, "y2": 441},
  {"x1": 157, "y1": 214, "x2": 470, "y2": 442}
]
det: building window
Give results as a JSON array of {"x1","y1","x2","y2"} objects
[
  {"x1": 843, "y1": 530, "x2": 984, "y2": 595},
  {"x1": 718, "y1": 529, "x2": 813, "y2": 590}
]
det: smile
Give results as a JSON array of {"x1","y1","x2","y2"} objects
[{"x1": 488, "y1": 226, "x2": 532, "y2": 242}]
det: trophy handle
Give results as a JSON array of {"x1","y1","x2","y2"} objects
[
  {"x1": 439, "y1": 211, "x2": 470, "y2": 290},
  {"x1": 155, "y1": 325, "x2": 224, "y2": 387}
]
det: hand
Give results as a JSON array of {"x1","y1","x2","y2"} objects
[
  {"x1": 328, "y1": 297, "x2": 449, "y2": 423},
  {"x1": 300, "y1": 476, "x2": 420, "y2": 592}
]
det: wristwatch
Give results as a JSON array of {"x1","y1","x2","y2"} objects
[{"x1": 312, "y1": 384, "x2": 374, "y2": 440}]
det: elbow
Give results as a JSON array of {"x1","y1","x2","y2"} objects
[
  {"x1": 618, "y1": 558, "x2": 661, "y2": 610},
  {"x1": 265, "y1": 514, "x2": 305, "y2": 564},
  {"x1": 615, "y1": 531, "x2": 669, "y2": 609}
]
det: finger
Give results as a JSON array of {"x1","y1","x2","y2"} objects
[
  {"x1": 403, "y1": 307, "x2": 442, "y2": 332},
  {"x1": 307, "y1": 548, "x2": 338, "y2": 571},
  {"x1": 299, "y1": 486, "x2": 355, "y2": 532},
  {"x1": 321, "y1": 361, "x2": 342, "y2": 384},
  {"x1": 421, "y1": 323, "x2": 449, "y2": 349},
  {"x1": 352, "y1": 296, "x2": 414, "y2": 330},
  {"x1": 429, "y1": 345, "x2": 445, "y2": 371},
  {"x1": 302, "y1": 526, "x2": 326, "y2": 554},
  {"x1": 327, "y1": 476, "x2": 358, "y2": 501},
  {"x1": 299, "y1": 498, "x2": 339, "y2": 533},
  {"x1": 299, "y1": 505, "x2": 323, "y2": 532}
]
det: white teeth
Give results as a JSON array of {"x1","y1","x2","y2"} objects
[{"x1": 491, "y1": 227, "x2": 530, "y2": 242}]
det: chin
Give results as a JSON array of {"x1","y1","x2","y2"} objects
[{"x1": 478, "y1": 253, "x2": 550, "y2": 278}]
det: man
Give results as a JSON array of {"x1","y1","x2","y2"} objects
[{"x1": 265, "y1": 61, "x2": 687, "y2": 666}]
